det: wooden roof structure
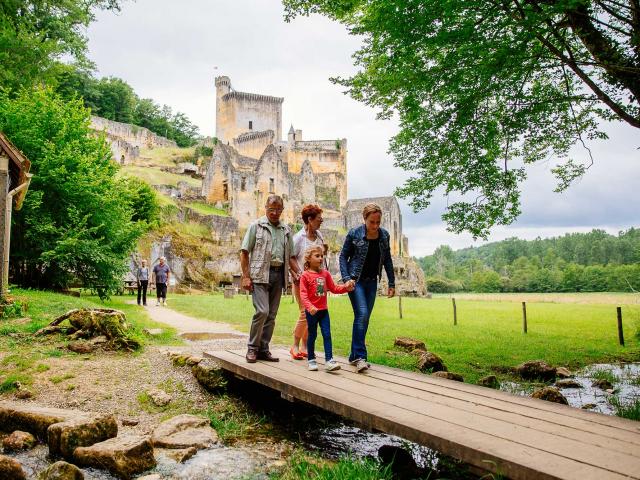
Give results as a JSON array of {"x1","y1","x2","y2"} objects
[{"x1": 0, "y1": 132, "x2": 32, "y2": 210}]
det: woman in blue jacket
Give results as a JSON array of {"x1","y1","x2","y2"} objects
[{"x1": 339, "y1": 203, "x2": 395, "y2": 373}]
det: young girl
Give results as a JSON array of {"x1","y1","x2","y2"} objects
[{"x1": 299, "y1": 245, "x2": 353, "y2": 371}]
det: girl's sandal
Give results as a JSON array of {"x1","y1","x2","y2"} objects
[{"x1": 290, "y1": 347, "x2": 304, "y2": 360}]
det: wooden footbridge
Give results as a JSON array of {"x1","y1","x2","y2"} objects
[{"x1": 205, "y1": 348, "x2": 640, "y2": 480}]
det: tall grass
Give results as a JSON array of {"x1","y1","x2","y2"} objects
[
  {"x1": 271, "y1": 452, "x2": 392, "y2": 480},
  {"x1": 609, "y1": 395, "x2": 640, "y2": 420}
]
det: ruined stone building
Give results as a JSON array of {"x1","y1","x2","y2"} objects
[
  {"x1": 202, "y1": 76, "x2": 347, "y2": 228},
  {"x1": 91, "y1": 116, "x2": 176, "y2": 165}
]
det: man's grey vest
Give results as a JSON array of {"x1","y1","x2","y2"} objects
[{"x1": 249, "y1": 217, "x2": 292, "y2": 287}]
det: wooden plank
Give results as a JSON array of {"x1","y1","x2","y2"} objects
[
  {"x1": 206, "y1": 349, "x2": 638, "y2": 480},
  {"x1": 232, "y1": 352, "x2": 640, "y2": 478}
]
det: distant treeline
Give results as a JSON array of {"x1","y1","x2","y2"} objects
[
  {"x1": 417, "y1": 229, "x2": 640, "y2": 293},
  {"x1": 54, "y1": 65, "x2": 200, "y2": 147}
]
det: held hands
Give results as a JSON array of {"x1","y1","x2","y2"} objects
[
  {"x1": 290, "y1": 269, "x2": 301, "y2": 282},
  {"x1": 241, "y1": 276, "x2": 253, "y2": 292},
  {"x1": 388, "y1": 287, "x2": 396, "y2": 298},
  {"x1": 345, "y1": 279, "x2": 356, "y2": 291},
  {"x1": 308, "y1": 306, "x2": 318, "y2": 315}
]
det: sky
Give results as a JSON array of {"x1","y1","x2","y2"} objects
[{"x1": 86, "y1": 0, "x2": 639, "y2": 256}]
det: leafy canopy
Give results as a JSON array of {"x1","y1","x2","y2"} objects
[
  {"x1": 0, "y1": 87, "x2": 156, "y2": 296},
  {"x1": 284, "y1": 0, "x2": 640, "y2": 237},
  {"x1": 0, "y1": 0, "x2": 121, "y2": 91}
]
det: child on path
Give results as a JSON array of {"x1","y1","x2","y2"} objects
[{"x1": 299, "y1": 245, "x2": 354, "y2": 372}]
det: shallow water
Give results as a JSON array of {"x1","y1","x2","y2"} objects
[{"x1": 502, "y1": 362, "x2": 640, "y2": 414}]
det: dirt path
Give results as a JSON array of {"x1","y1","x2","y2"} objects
[{"x1": 142, "y1": 303, "x2": 246, "y2": 337}]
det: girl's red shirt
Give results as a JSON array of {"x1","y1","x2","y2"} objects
[{"x1": 299, "y1": 269, "x2": 349, "y2": 311}]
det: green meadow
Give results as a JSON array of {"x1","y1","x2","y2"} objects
[{"x1": 169, "y1": 292, "x2": 640, "y2": 383}]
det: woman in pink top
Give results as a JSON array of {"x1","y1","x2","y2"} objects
[{"x1": 300, "y1": 245, "x2": 354, "y2": 372}]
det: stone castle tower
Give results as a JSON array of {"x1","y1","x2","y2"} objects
[{"x1": 203, "y1": 76, "x2": 348, "y2": 227}]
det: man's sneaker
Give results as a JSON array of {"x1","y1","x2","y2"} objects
[
  {"x1": 308, "y1": 360, "x2": 318, "y2": 371},
  {"x1": 355, "y1": 359, "x2": 369, "y2": 373},
  {"x1": 156, "y1": 301, "x2": 160, "y2": 306},
  {"x1": 325, "y1": 359, "x2": 341, "y2": 372}
]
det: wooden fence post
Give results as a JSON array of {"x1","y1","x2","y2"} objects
[
  {"x1": 398, "y1": 295, "x2": 403, "y2": 319},
  {"x1": 617, "y1": 306, "x2": 625, "y2": 346},
  {"x1": 522, "y1": 301, "x2": 528, "y2": 334},
  {"x1": 452, "y1": 298, "x2": 457, "y2": 326}
]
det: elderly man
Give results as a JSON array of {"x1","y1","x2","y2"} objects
[
  {"x1": 240, "y1": 195, "x2": 301, "y2": 363},
  {"x1": 152, "y1": 256, "x2": 171, "y2": 306}
]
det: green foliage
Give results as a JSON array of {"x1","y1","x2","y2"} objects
[
  {"x1": 417, "y1": 229, "x2": 640, "y2": 293},
  {"x1": 609, "y1": 395, "x2": 640, "y2": 421},
  {"x1": 0, "y1": 87, "x2": 144, "y2": 296},
  {"x1": 272, "y1": 452, "x2": 392, "y2": 480},
  {"x1": 425, "y1": 276, "x2": 462, "y2": 293},
  {"x1": 194, "y1": 145, "x2": 214, "y2": 158},
  {"x1": 207, "y1": 394, "x2": 268, "y2": 443},
  {"x1": 120, "y1": 176, "x2": 161, "y2": 226},
  {"x1": 54, "y1": 67, "x2": 200, "y2": 147},
  {"x1": 284, "y1": 0, "x2": 639, "y2": 237},
  {"x1": 0, "y1": 1, "x2": 121, "y2": 91}
]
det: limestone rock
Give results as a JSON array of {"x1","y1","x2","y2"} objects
[
  {"x1": 556, "y1": 379, "x2": 582, "y2": 389},
  {"x1": 2, "y1": 430, "x2": 36, "y2": 451},
  {"x1": 15, "y1": 388, "x2": 34, "y2": 399},
  {"x1": 582, "y1": 403, "x2": 597, "y2": 410},
  {"x1": 152, "y1": 414, "x2": 218, "y2": 449},
  {"x1": 555, "y1": 367, "x2": 572, "y2": 378},
  {"x1": 161, "y1": 446, "x2": 198, "y2": 463},
  {"x1": 39, "y1": 461, "x2": 84, "y2": 480},
  {"x1": 136, "y1": 475, "x2": 161, "y2": 480},
  {"x1": 515, "y1": 360, "x2": 556, "y2": 382},
  {"x1": 121, "y1": 418, "x2": 139, "y2": 427},
  {"x1": 67, "y1": 340, "x2": 94, "y2": 354},
  {"x1": 88, "y1": 335, "x2": 108, "y2": 346},
  {"x1": 0, "y1": 454, "x2": 26, "y2": 479},
  {"x1": 431, "y1": 371, "x2": 464, "y2": 382},
  {"x1": 394, "y1": 337, "x2": 426, "y2": 352},
  {"x1": 186, "y1": 356, "x2": 203, "y2": 366},
  {"x1": 192, "y1": 362, "x2": 227, "y2": 391},
  {"x1": 147, "y1": 388, "x2": 172, "y2": 407},
  {"x1": 74, "y1": 434, "x2": 156, "y2": 479},
  {"x1": 478, "y1": 375, "x2": 500, "y2": 389},
  {"x1": 531, "y1": 386, "x2": 568, "y2": 405},
  {"x1": 48, "y1": 413, "x2": 118, "y2": 459},
  {"x1": 416, "y1": 351, "x2": 447, "y2": 373},
  {"x1": 0, "y1": 402, "x2": 78, "y2": 439},
  {"x1": 592, "y1": 379, "x2": 613, "y2": 390}
]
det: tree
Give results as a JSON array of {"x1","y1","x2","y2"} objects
[
  {"x1": 0, "y1": 0, "x2": 121, "y2": 91},
  {"x1": 284, "y1": 0, "x2": 640, "y2": 237},
  {"x1": 0, "y1": 87, "x2": 147, "y2": 296}
]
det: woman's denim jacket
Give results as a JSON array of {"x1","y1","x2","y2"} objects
[{"x1": 339, "y1": 225, "x2": 395, "y2": 288}]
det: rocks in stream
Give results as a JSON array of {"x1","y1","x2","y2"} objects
[
  {"x1": 39, "y1": 461, "x2": 84, "y2": 480},
  {"x1": 531, "y1": 386, "x2": 569, "y2": 405},
  {"x1": 2, "y1": 430, "x2": 36, "y2": 451},
  {"x1": 556, "y1": 379, "x2": 582, "y2": 389},
  {"x1": 73, "y1": 434, "x2": 156, "y2": 479},
  {"x1": 592, "y1": 379, "x2": 613, "y2": 390},
  {"x1": 515, "y1": 360, "x2": 557, "y2": 382},
  {"x1": 0, "y1": 454, "x2": 27, "y2": 479},
  {"x1": 478, "y1": 375, "x2": 500, "y2": 389},
  {"x1": 151, "y1": 414, "x2": 218, "y2": 450}
]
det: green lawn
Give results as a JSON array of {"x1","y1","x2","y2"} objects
[
  {"x1": 184, "y1": 201, "x2": 228, "y2": 216},
  {"x1": 168, "y1": 293, "x2": 640, "y2": 383},
  {"x1": 119, "y1": 165, "x2": 201, "y2": 188}
]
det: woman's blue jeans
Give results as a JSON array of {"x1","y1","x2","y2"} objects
[
  {"x1": 347, "y1": 278, "x2": 377, "y2": 362},
  {"x1": 305, "y1": 309, "x2": 333, "y2": 361}
]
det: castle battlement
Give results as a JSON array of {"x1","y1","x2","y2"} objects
[
  {"x1": 234, "y1": 130, "x2": 275, "y2": 144},
  {"x1": 222, "y1": 91, "x2": 284, "y2": 105},
  {"x1": 290, "y1": 139, "x2": 345, "y2": 151}
]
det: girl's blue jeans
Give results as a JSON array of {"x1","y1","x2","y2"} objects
[
  {"x1": 347, "y1": 278, "x2": 377, "y2": 362},
  {"x1": 305, "y1": 309, "x2": 333, "y2": 361}
]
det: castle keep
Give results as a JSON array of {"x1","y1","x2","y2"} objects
[{"x1": 203, "y1": 76, "x2": 348, "y2": 228}]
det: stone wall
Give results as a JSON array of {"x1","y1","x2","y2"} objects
[
  {"x1": 91, "y1": 116, "x2": 177, "y2": 165},
  {"x1": 343, "y1": 196, "x2": 405, "y2": 256}
]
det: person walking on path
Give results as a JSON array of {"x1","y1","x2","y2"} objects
[
  {"x1": 136, "y1": 259, "x2": 149, "y2": 306},
  {"x1": 290, "y1": 204, "x2": 325, "y2": 360},
  {"x1": 240, "y1": 194, "x2": 301, "y2": 364},
  {"x1": 339, "y1": 203, "x2": 395, "y2": 373},
  {"x1": 300, "y1": 245, "x2": 353, "y2": 372},
  {"x1": 152, "y1": 256, "x2": 171, "y2": 306}
]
